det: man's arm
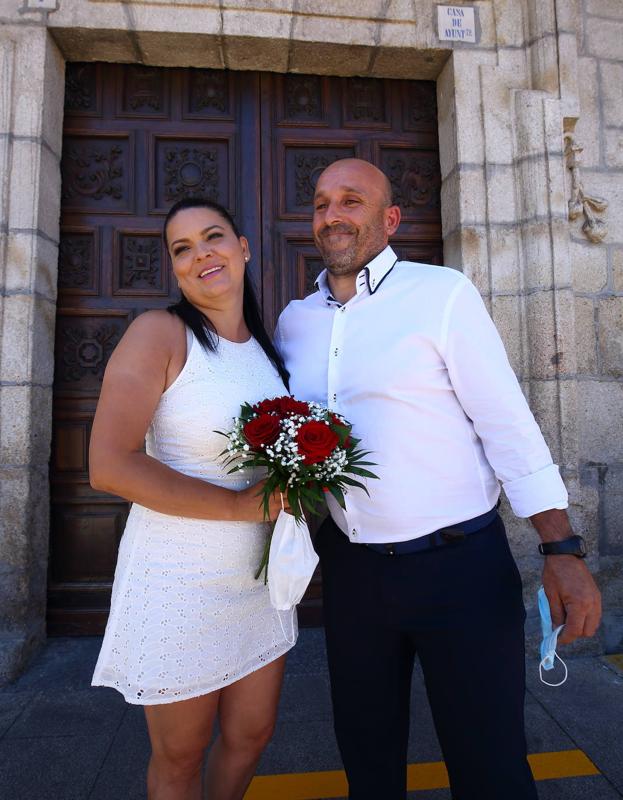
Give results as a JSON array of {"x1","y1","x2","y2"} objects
[
  {"x1": 442, "y1": 278, "x2": 602, "y2": 645},
  {"x1": 530, "y1": 508, "x2": 601, "y2": 645}
]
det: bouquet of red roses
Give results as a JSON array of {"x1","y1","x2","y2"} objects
[{"x1": 220, "y1": 396, "x2": 377, "y2": 586}]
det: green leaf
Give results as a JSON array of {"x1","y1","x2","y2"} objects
[{"x1": 327, "y1": 484, "x2": 346, "y2": 509}]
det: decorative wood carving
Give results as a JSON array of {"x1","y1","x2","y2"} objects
[
  {"x1": 58, "y1": 233, "x2": 96, "y2": 291},
  {"x1": 284, "y1": 75, "x2": 322, "y2": 120},
  {"x1": 122, "y1": 65, "x2": 165, "y2": 113},
  {"x1": 64, "y1": 63, "x2": 97, "y2": 113},
  {"x1": 384, "y1": 153, "x2": 441, "y2": 211},
  {"x1": 61, "y1": 140, "x2": 126, "y2": 204},
  {"x1": 292, "y1": 150, "x2": 354, "y2": 207},
  {"x1": 188, "y1": 69, "x2": 229, "y2": 114},
  {"x1": 345, "y1": 78, "x2": 386, "y2": 123},
  {"x1": 404, "y1": 82, "x2": 437, "y2": 130},
  {"x1": 118, "y1": 234, "x2": 164, "y2": 291},
  {"x1": 564, "y1": 133, "x2": 608, "y2": 243},
  {"x1": 55, "y1": 316, "x2": 126, "y2": 390},
  {"x1": 163, "y1": 145, "x2": 220, "y2": 203}
]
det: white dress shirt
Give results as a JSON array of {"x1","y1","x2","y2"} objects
[{"x1": 275, "y1": 245, "x2": 568, "y2": 544}]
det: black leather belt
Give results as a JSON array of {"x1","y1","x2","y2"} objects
[{"x1": 363, "y1": 507, "x2": 498, "y2": 556}]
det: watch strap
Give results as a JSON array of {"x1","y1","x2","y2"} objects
[{"x1": 538, "y1": 535, "x2": 587, "y2": 558}]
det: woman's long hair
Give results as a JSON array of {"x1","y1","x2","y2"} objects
[{"x1": 163, "y1": 197, "x2": 289, "y2": 390}]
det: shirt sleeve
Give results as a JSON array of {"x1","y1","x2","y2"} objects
[{"x1": 441, "y1": 278, "x2": 568, "y2": 518}]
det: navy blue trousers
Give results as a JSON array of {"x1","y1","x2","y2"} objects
[{"x1": 315, "y1": 514, "x2": 538, "y2": 800}]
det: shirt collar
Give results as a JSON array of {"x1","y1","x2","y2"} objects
[{"x1": 315, "y1": 245, "x2": 398, "y2": 306}]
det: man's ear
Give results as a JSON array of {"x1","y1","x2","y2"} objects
[{"x1": 385, "y1": 204, "x2": 401, "y2": 236}]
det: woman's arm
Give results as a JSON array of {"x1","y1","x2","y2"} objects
[{"x1": 89, "y1": 311, "x2": 276, "y2": 522}]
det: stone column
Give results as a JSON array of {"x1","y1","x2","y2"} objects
[{"x1": 0, "y1": 27, "x2": 64, "y2": 684}]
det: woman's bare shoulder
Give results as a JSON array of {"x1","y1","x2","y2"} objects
[{"x1": 110, "y1": 310, "x2": 186, "y2": 367}]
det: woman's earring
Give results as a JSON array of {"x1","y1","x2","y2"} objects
[{"x1": 244, "y1": 255, "x2": 250, "y2": 262}]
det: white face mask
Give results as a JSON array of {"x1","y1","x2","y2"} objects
[{"x1": 537, "y1": 585, "x2": 568, "y2": 686}]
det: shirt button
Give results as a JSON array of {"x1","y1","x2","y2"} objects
[
  {"x1": 351, "y1": 528, "x2": 357, "y2": 537},
  {"x1": 332, "y1": 393, "x2": 337, "y2": 402},
  {"x1": 340, "y1": 307, "x2": 346, "y2": 313},
  {"x1": 334, "y1": 348, "x2": 338, "y2": 357}
]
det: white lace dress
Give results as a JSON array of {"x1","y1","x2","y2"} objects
[{"x1": 92, "y1": 331, "x2": 297, "y2": 705}]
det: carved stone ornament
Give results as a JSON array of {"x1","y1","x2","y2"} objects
[{"x1": 564, "y1": 133, "x2": 608, "y2": 243}]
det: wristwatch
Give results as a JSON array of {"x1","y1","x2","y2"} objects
[{"x1": 538, "y1": 534, "x2": 587, "y2": 558}]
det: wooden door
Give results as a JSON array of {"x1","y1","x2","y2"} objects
[{"x1": 49, "y1": 65, "x2": 442, "y2": 634}]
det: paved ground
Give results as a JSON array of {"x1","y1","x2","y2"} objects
[{"x1": 0, "y1": 630, "x2": 622, "y2": 799}]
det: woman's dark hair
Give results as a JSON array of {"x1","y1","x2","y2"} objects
[{"x1": 164, "y1": 197, "x2": 289, "y2": 389}]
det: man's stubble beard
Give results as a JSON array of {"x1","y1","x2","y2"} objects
[{"x1": 315, "y1": 214, "x2": 389, "y2": 277}]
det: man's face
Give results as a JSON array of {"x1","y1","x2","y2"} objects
[{"x1": 312, "y1": 162, "x2": 396, "y2": 276}]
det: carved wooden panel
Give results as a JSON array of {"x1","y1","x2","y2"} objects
[
  {"x1": 58, "y1": 229, "x2": 99, "y2": 295},
  {"x1": 403, "y1": 81, "x2": 438, "y2": 131},
  {"x1": 119, "y1": 65, "x2": 168, "y2": 117},
  {"x1": 183, "y1": 69, "x2": 232, "y2": 119},
  {"x1": 53, "y1": 422, "x2": 90, "y2": 474},
  {"x1": 343, "y1": 77, "x2": 389, "y2": 127},
  {"x1": 378, "y1": 146, "x2": 442, "y2": 219},
  {"x1": 152, "y1": 136, "x2": 232, "y2": 211},
  {"x1": 64, "y1": 62, "x2": 100, "y2": 116},
  {"x1": 61, "y1": 135, "x2": 133, "y2": 212},
  {"x1": 282, "y1": 74, "x2": 325, "y2": 123},
  {"x1": 49, "y1": 506, "x2": 127, "y2": 583},
  {"x1": 283, "y1": 144, "x2": 357, "y2": 217},
  {"x1": 54, "y1": 310, "x2": 131, "y2": 396},
  {"x1": 114, "y1": 231, "x2": 168, "y2": 296}
]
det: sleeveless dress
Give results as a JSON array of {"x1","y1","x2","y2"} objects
[{"x1": 92, "y1": 330, "x2": 298, "y2": 705}]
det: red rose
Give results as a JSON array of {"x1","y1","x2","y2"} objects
[
  {"x1": 254, "y1": 398, "x2": 285, "y2": 416},
  {"x1": 278, "y1": 397, "x2": 310, "y2": 416},
  {"x1": 253, "y1": 396, "x2": 310, "y2": 417},
  {"x1": 243, "y1": 414, "x2": 281, "y2": 449},
  {"x1": 296, "y1": 421, "x2": 339, "y2": 465}
]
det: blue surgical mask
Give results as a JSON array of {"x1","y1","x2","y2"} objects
[{"x1": 537, "y1": 586, "x2": 568, "y2": 686}]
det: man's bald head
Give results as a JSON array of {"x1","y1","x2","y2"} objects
[
  {"x1": 315, "y1": 158, "x2": 393, "y2": 207},
  {"x1": 312, "y1": 158, "x2": 401, "y2": 279}
]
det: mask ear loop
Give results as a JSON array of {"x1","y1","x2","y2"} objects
[
  {"x1": 539, "y1": 652, "x2": 568, "y2": 686},
  {"x1": 274, "y1": 491, "x2": 297, "y2": 647}
]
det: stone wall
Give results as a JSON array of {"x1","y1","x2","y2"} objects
[
  {"x1": 0, "y1": 0, "x2": 621, "y2": 680},
  {"x1": 0, "y1": 23, "x2": 64, "y2": 681},
  {"x1": 573, "y1": 0, "x2": 623, "y2": 650}
]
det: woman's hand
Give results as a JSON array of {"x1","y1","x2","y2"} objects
[{"x1": 233, "y1": 482, "x2": 292, "y2": 522}]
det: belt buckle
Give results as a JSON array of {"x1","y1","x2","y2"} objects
[
  {"x1": 384, "y1": 543, "x2": 396, "y2": 556},
  {"x1": 439, "y1": 527, "x2": 466, "y2": 544}
]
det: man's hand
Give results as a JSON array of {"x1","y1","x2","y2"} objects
[
  {"x1": 542, "y1": 556, "x2": 601, "y2": 644},
  {"x1": 531, "y1": 508, "x2": 602, "y2": 645}
]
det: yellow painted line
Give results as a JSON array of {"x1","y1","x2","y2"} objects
[
  {"x1": 245, "y1": 749, "x2": 599, "y2": 799},
  {"x1": 604, "y1": 653, "x2": 623, "y2": 674},
  {"x1": 529, "y1": 749, "x2": 600, "y2": 780}
]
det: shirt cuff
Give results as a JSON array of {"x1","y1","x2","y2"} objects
[{"x1": 503, "y1": 464, "x2": 569, "y2": 518}]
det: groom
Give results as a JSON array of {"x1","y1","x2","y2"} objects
[{"x1": 275, "y1": 158, "x2": 601, "y2": 799}]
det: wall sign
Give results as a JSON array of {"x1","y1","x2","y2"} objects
[{"x1": 437, "y1": 5, "x2": 477, "y2": 43}]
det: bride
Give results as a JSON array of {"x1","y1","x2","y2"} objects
[{"x1": 90, "y1": 197, "x2": 296, "y2": 800}]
